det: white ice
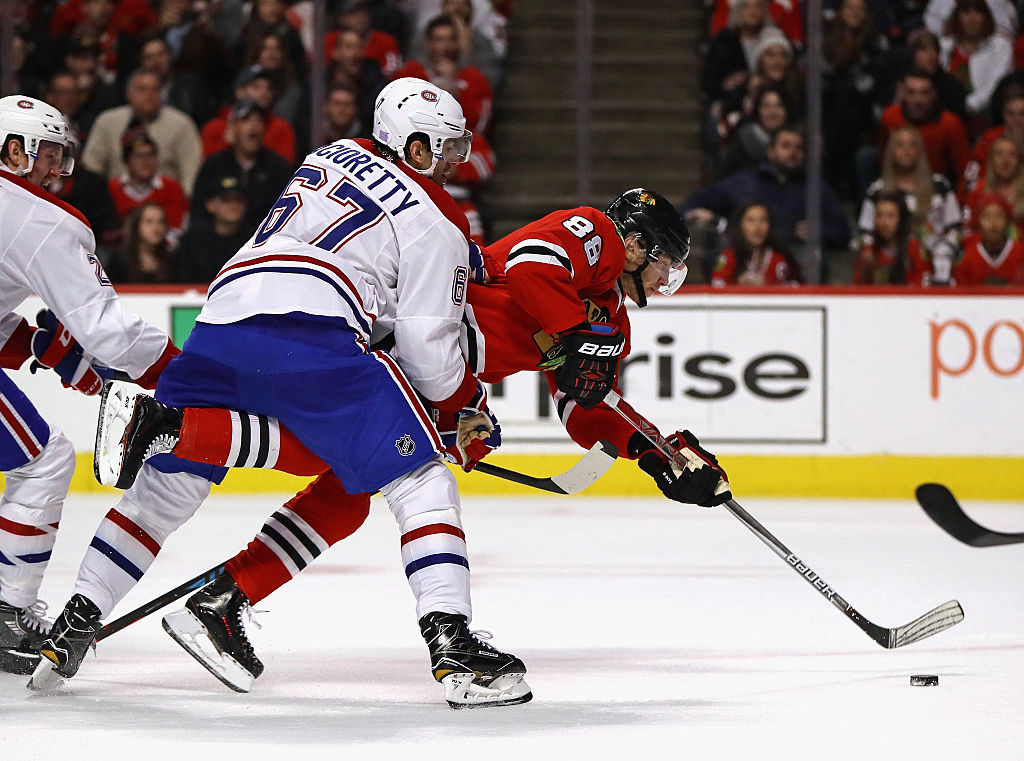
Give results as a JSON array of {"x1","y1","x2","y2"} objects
[{"x1": 5, "y1": 492, "x2": 1023, "y2": 760}]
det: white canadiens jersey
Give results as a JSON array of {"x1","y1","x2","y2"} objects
[
  {"x1": 199, "y1": 139, "x2": 472, "y2": 403},
  {"x1": 0, "y1": 172, "x2": 170, "y2": 376}
]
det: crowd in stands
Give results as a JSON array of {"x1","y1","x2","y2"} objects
[
  {"x1": 689, "y1": 0, "x2": 1024, "y2": 286},
  {"x1": 5, "y1": 0, "x2": 510, "y2": 284}
]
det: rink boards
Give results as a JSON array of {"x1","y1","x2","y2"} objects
[{"x1": 7, "y1": 286, "x2": 1024, "y2": 500}]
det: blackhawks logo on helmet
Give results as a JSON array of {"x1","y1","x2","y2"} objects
[{"x1": 638, "y1": 192, "x2": 656, "y2": 206}]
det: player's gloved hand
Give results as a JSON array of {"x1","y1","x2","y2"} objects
[
  {"x1": 436, "y1": 380, "x2": 502, "y2": 471},
  {"x1": 468, "y1": 241, "x2": 489, "y2": 284},
  {"x1": 629, "y1": 429, "x2": 731, "y2": 507},
  {"x1": 554, "y1": 323, "x2": 625, "y2": 409},
  {"x1": 30, "y1": 309, "x2": 113, "y2": 396}
]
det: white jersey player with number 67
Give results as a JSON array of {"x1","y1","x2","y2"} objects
[{"x1": 37, "y1": 78, "x2": 530, "y2": 709}]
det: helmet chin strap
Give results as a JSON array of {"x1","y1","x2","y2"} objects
[
  {"x1": 625, "y1": 260, "x2": 650, "y2": 308},
  {"x1": 403, "y1": 155, "x2": 438, "y2": 177}
]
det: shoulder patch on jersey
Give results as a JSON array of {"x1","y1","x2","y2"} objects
[{"x1": 0, "y1": 172, "x2": 91, "y2": 230}]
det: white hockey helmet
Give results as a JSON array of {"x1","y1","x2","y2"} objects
[
  {"x1": 0, "y1": 95, "x2": 75, "y2": 177},
  {"x1": 372, "y1": 77, "x2": 472, "y2": 172}
]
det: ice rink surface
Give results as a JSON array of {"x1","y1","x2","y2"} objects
[{"x1": 4, "y1": 490, "x2": 1022, "y2": 760}]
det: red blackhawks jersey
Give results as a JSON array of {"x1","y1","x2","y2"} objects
[
  {"x1": 462, "y1": 206, "x2": 643, "y2": 457},
  {"x1": 953, "y1": 234, "x2": 1024, "y2": 285}
]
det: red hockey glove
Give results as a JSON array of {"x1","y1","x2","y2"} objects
[
  {"x1": 30, "y1": 309, "x2": 112, "y2": 396},
  {"x1": 554, "y1": 323, "x2": 624, "y2": 409},
  {"x1": 629, "y1": 429, "x2": 731, "y2": 507}
]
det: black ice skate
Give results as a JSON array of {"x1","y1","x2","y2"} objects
[
  {"x1": 162, "y1": 573, "x2": 264, "y2": 693},
  {"x1": 419, "y1": 612, "x2": 532, "y2": 709},
  {"x1": 29, "y1": 594, "x2": 102, "y2": 688},
  {"x1": 95, "y1": 380, "x2": 183, "y2": 490},
  {"x1": 0, "y1": 599, "x2": 51, "y2": 675}
]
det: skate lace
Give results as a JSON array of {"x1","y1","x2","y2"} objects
[
  {"x1": 143, "y1": 433, "x2": 178, "y2": 460},
  {"x1": 468, "y1": 628, "x2": 500, "y2": 653},
  {"x1": 19, "y1": 600, "x2": 52, "y2": 634},
  {"x1": 235, "y1": 603, "x2": 266, "y2": 660}
]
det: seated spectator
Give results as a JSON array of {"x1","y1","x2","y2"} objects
[
  {"x1": 963, "y1": 89, "x2": 1024, "y2": 193},
  {"x1": 711, "y1": 201, "x2": 802, "y2": 286},
  {"x1": 105, "y1": 201, "x2": 177, "y2": 283},
  {"x1": 108, "y1": 127, "x2": 189, "y2": 242},
  {"x1": 246, "y1": 29, "x2": 307, "y2": 129},
  {"x1": 878, "y1": 68, "x2": 970, "y2": 185},
  {"x1": 327, "y1": 25, "x2": 387, "y2": 133},
  {"x1": 236, "y1": 0, "x2": 308, "y2": 79},
  {"x1": 62, "y1": 40, "x2": 123, "y2": 137},
  {"x1": 885, "y1": 29, "x2": 968, "y2": 119},
  {"x1": 702, "y1": 0, "x2": 770, "y2": 108},
  {"x1": 710, "y1": 0, "x2": 804, "y2": 45},
  {"x1": 201, "y1": 65, "x2": 297, "y2": 164},
  {"x1": 859, "y1": 125, "x2": 961, "y2": 275},
  {"x1": 57, "y1": 0, "x2": 139, "y2": 89},
  {"x1": 852, "y1": 190, "x2": 930, "y2": 284},
  {"x1": 954, "y1": 192, "x2": 1024, "y2": 284},
  {"x1": 684, "y1": 126, "x2": 851, "y2": 281},
  {"x1": 718, "y1": 84, "x2": 793, "y2": 177},
  {"x1": 315, "y1": 84, "x2": 367, "y2": 146},
  {"x1": 938, "y1": 0, "x2": 1013, "y2": 130},
  {"x1": 48, "y1": 140, "x2": 123, "y2": 256},
  {"x1": 925, "y1": 0, "x2": 1018, "y2": 39},
  {"x1": 137, "y1": 33, "x2": 219, "y2": 128},
  {"x1": 45, "y1": 71, "x2": 89, "y2": 145},
  {"x1": 823, "y1": 0, "x2": 889, "y2": 197},
  {"x1": 154, "y1": 0, "x2": 232, "y2": 101},
  {"x1": 191, "y1": 99, "x2": 295, "y2": 237},
  {"x1": 176, "y1": 175, "x2": 251, "y2": 284},
  {"x1": 81, "y1": 68, "x2": 204, "y2": 194},
  {"x1": 332, "y1": 0, "x2": 404, "y2": 78},
  {"x1": 393, "y1": 15, "x2": 494, "y2": 135},
  {"x1": 963, "y1": 135, "x2": 1024, "y2": 232},
  {"x1": 408, "y1": 0, "x2": 502, "y2": 89},
  {"x1": 50, "y1": 0, "x2": 157, "y2": 39}
]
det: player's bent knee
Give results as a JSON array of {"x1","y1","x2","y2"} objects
[
  {"x1": 3, "y1": 426, "x2": 76, "y2": 506},
  {"x1": 381, "y1": 457, "x2": 461, "y2": 526}
]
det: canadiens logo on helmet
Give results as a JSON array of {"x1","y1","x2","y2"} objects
[
  {"x1": 396, "y1": 434, "x2": 416, "y2": 456},
  {"x1": 17, "y1": 100, "x2": 34, "y2": 109},
  {"x1": 421, "y1": 90, "x2": 439, "y2": 102}
]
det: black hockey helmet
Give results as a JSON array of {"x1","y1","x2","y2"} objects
[{"x1": 606, "y1": 188, "x2": 690, "y2": 306}]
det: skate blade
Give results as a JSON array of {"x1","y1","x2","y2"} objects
[
  {"x1": 162, "y1": 609, "x2": 254, "y2": 693},
  {"x1": 441, "y1": 671, "x2": 533, "y2": 709},
  {"x1": 95, "y1": 381, "x2": 137, "y2": 486},
  {"x1": 26, "y1": 653, "x2": 64, "y2": 691},
  {"x1": 0, "y1": 647, "x2": 41, "y2": 676}
]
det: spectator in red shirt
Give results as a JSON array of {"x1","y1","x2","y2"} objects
[
  {"x1": 879, "y1": 68, "x2": 971, "y2": 185},
  {"x1": 327, "y1": 25, "x2": 387, "y2": 133},
  {"x1": 332, "y1": 0, "x2": 404, "y2": 78},
  {"x1": 963, "y1": 134, "x2": 1024, "y2": 233},
  {"x1": 200, "y1": 65, "x2": 297, "y2": 164},
  {"x1": 393, "y1": 15, "x2": 494, "y2": 135},
  {"x1": 963, "y1": 89, "x2": 1024, "y2": 193},
  {"x1": 711, "y1": 201, "x2": 802, "y2": 286},
  {"x1": 852, "y1": 191, "x2": 930, "y2": 284},
  {"x1": 710, "y1": 0, "x2": 804, "y2": 46},
  {"x1": 954, "y1": 192, "x2": 1024, "y2": 284},
  {"x1": 108, "y1": 127, "x2": 189, "y2": 243}
]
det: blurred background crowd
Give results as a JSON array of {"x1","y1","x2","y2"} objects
[{"x1": 3, "y1": 0, "x2": 1024, "y2": 288}]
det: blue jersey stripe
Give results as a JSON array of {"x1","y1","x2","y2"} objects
[
  {"x1": 16, "y1": 550, "x2": 51, "y2": 563},
  {"x1": 404, "y1": 552, "x2": 470, "y2": 578},
  {"x1": 89, "y1": 536, "x2": 145, "y2": 581},
  {"x1": 0, "y1": 549, "x2": 13, "y2": 565},
  {"x1": 208, "y1": 266, "x2": 372, "y2": 335}
]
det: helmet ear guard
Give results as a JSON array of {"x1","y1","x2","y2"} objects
[{"x1": 607, "y1": 189, "x2": 691, "y2": 307}]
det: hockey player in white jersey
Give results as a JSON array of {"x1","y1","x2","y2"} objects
[
  {"x1": 36, "y1": 78, "x2": 530, "y2": 708},
  {"x1": 0, "y1": 96, "x2": 179, "y2": 675}
]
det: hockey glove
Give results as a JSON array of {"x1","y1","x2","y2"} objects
[
  {"x1": 30, "y1": 309, "x2": 113, "y2": 396},
  {"x1": 629, "y1": 429, "x2": 731, "y2": 508},
  {"x1": 554, "y1": 323, "x2": 625, "y2": 409},
  {"x1": 436, "y1": 380, "x2": 502, "y2": 471}
]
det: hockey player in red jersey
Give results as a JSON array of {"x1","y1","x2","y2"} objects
[
  {"x1": 0, "y1": 96, "x2": 178, "y2": 675},
  {"x1": 91, "y1": 189, "x2": 730, "y2": 695}
]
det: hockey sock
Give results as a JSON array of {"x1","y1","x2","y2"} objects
[
  {"x1": 176, "y1": 408, "x2": 328, "y2": 476},
  {"x1": 227, "y1": 472, "x2": 371, "y2": 604},
  {"x1": 0, "y1": 429, "x2": 74, "y2": 608},
  {"x1": 382, "y1": 460, "x2": 471, "y2": 620}
]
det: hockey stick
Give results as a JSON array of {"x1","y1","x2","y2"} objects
[
  {"x1": 473, "y1": 440, "x2": 619, "y2": 494},
  {"x1": 916, "y1": 483, "x2": 1024, "y2": 547},
  {"x1": 602, "y1": 390, "x2": 964, "y2": 649},
  {"x1": 95, "y1": 562, "x2": 226, "y2": 642},
  {"x1": 29, "y1": 360, "x2": 133, "y2": 384}
]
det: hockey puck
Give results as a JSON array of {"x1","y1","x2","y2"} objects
[{"x1": 910, "y1": 675, "x2": 939, "y2": 686}]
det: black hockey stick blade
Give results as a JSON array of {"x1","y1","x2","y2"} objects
[
  {"x1": 916, "y1": 483, "x2": 1024, "y2": 547},
  {"x1": 473, "y1": 440, "x2": 619, "y2": 494},
  {"x1": 96, "y1": 562, "x2": 226, "y2": 642}
]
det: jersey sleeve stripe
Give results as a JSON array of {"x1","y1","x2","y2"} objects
[{"x1": 506, "y1": 239, "x2": 574, "y2": 277}]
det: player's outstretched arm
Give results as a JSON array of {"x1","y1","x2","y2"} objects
[{"x1": 627, "y1": 429, "x2": 731, "y2": 508}]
